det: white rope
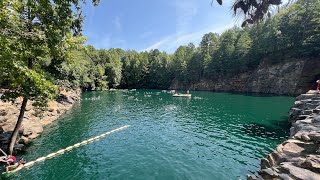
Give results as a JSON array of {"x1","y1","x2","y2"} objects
[
  {"x1": 0, "y1": 148, "x2": 8, "y2": 157},
  {"x1": 11, "y1": 125, "x2": 130, "y2": 173}
]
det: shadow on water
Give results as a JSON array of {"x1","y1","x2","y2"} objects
[
  {"x1": 223, "y1": 91, "x2": 295, "y2": 97},
  {"x1": 241, "y1": 117, "x2": 291, "y2": 139}
]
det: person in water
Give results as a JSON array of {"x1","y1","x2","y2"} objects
[
  {"x1": 0, "y1": 155, "x2": 16, "y2": 164},
  {"x1": 6, "y1": 158, "x2": 26, "y2": 173}
]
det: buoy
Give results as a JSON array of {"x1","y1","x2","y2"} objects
[
  {"x1": 65, "y1": 146, "x2": 74, "y2": 151},
  {"x1": 7, "y1": 125, "x2": 130, "y2": 173},
  {"x1": 73, "y1": 143, "x2": 81, "y2": 147},
  {"x1": 23, "y1": 161, "x2": 35, "y2": 167},
  {"x1": 56, "y1": 149, "x2": 65, "y2": 154},
  {"x1": 35, "y1": 157, "x2": 46, "y2": 162},
  {"x1": 46, "y1": 153, "x2": 56, "y2": 159},
  {"x1": 87, "y1": 138, "x2": 95, "y2": 142},
  {"x1": 93, "y1": 136, "x2": 100, "y2": 140},
  {"x1": 80, "y1": 140, "x2": 88, "y2": 145}
]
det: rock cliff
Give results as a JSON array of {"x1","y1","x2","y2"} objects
[
  {"x1": 249, "y1": 90, "x2": 320, "y2": 179},
  {"x1": 0, "y1": 90, "x2": 80, "y2": 153},
  {"x1": 170, "y1": 58, "x2": 320, "y2": 96}
]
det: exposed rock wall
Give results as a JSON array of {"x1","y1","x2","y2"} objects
[
  {"x1": 170, "y1": 58, "x2": 319, "y2": 96},
  {"x1": 0, "y1": 90, "x2": 80, "y2": 153},
  {"x1": 249, "y1": 90, "x2": 320, "y2": 179}
]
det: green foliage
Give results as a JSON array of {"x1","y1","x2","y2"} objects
[
  {"x1": 1, "y1": 0, "x2": 318, "y2": 96},
  {"x1": 105, "y1": 49, "x2": 123, "y2": 88},
  {"x1": 0, "y1": 0, "x2": 101, "y2": 154},
  {"x1": 54, "y1": 0, "x2": 318, "y2": 91}
]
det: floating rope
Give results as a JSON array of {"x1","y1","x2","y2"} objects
[{"x1": 11, "y1": 125, "x2": 130, "y2": 173}]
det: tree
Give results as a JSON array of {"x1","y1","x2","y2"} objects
[
  {"x1": 234, "y1": 30, "x2": 252, "y2": 70},
  {"x1": 199, "y1": 33, "x2": 219, "y2": 77},
  {"x1": 211, "y1": 0, "x2": 285, "y2": 26},
  {"x1": 214, "y1": 28, "x2": 239, "y2": 75},
  {"x1": 0, "y1": 0, "x2": 99, "y2": 155},
  {"x1": 106, "y1": 49, "x2": 123, "y2": 88},
  {"x1": 172, "y1": 46, "x2": 188, "y2": 82}
]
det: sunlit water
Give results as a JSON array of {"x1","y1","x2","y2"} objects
[{"x1": 15, "y1": 90, "x2": 294, "y2": 180}]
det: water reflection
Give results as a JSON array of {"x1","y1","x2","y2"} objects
[
  {"x1": 241, "y1": 121, "x2": 290, "y2": 139},
  {"x1": 17, "y1": 90, "x2": 294, "y2": 180}
]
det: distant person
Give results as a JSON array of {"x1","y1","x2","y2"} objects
[
  {"x1": 317, "y1": 80, "x2": 320, "y2": 91},
  {"x1": 0, "y1": 155, "x2": 16, "y2": 164},
  {"x1": 6, "y1": 159, "x2": 26, "y2": 173}
]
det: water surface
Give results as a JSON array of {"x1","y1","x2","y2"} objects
[{"x1": 16, "y1": 90, "x2": 294, "y2": 179}]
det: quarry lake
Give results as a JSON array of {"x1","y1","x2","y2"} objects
[{"x1": 16, "y1": 90, "x2": 294, "y2": 180}]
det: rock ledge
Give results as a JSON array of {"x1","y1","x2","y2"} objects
[
  {"x1": 248, "y1": 90, "x2": 320, "y2": 179},
  {"x1": 0, "y1": 89, "x2": 80, "y2": 153}
]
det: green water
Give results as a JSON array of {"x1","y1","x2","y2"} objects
[{"x1": 15, "y1": 90, "x2": 294, "y2": 180}]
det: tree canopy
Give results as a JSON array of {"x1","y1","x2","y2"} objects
[
  {"x1": 57, "y1": 0, "x2": 318, "y2": 91},
  {"x1": 0, "y1": 0, "x2": 318, "y2": 154},
  {"x1": 0, "y1": 0, "x2": 99, "y2": 154}
]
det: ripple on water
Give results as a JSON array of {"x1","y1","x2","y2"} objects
[{"x1": 17, "y1": 90, "x2": 294, "y2": 180}]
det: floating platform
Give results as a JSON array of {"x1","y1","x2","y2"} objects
[{"x1": 172, "y1": 93, "x2": 192, "y2": 97}]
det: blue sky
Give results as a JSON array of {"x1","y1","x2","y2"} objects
[{"x1": 81, "y1": 0, "x2": 241, "y2": 53}]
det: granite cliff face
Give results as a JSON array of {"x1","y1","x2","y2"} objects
[
  {"x1": 170, "y1": 58, "x2": 320, "y2": 96},
  {"x1": 249, "y1": 90, "x2": 320, "y2": 179},
  {"x1": 0, "y1": 90, "x2": 80, "y2": 153}
]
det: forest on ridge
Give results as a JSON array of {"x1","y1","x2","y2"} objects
[{"x1": 58, "y1": 0, "x2": 319, "y2": 91}]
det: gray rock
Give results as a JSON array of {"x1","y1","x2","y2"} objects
[
  {"x1": 296, "y1": 115, "x2": 309, "y2": 120},
  {"x1": 301, "y1": 155, "x2": 320, "y2": 173},
  {"x1": 313, "y1": 109, "x2": 320, "y2": 114},
  {"x1": 304, "y1": 110, "x2": 314, "y2": 115},
  {"x1": 278, "y1": 173, "x2": 294, "y2": 180},
  {"x1": 260, "y1": 168, "x2": 279, "y2": 178},
  {"x1": 312, "y1": 115, "x2": 320, "y2": 123},
  {"x1": 308, "y1": 133, "x2": 320, "y2": 142},
  {"x1": 301, "y1": 134, "x2": 311, "y2": 141},
  {"x1": 14, "y1": 143, "x2": 26, "y2": 152},
  {"x1": 279, "y1": 162, "x2": 320, "y2": 180},
  {"x1": 289, "y1": 108, "x2": 302, "y2": 117},
  {"x1": 261, "y1": 158, "x2": 271, "y2": 169}
]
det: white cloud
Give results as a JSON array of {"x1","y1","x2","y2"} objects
[
  {"x1": 113, "y1": 16, "x2": 122, "y2": 31},
  {"x1": 141, "y1": 22, "x2": 234, "y2": 53},
  {"x1": 175, "y1": 0, "x2": 198, "y2": 35},
  {"x1": 141, "y1": 37, "x2": 171, "y2": 51}
]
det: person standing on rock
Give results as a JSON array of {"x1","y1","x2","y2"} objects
[{"x1": 317, "y1": 80, "x2": 320, "y2": 91}]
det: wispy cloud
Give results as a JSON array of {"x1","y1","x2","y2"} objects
[
  {"x1": 175, "y1": 0, "x2": 198, "y2": 35},
  {"x1": 141, "y1": 22, "x2": 234, "y2": 53},
  {"x1": 113, "y1": 16, "x2": 122, "y2": 31}
]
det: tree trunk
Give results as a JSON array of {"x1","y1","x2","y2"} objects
[{"x1": 7, "y1": 97, "x2": 28, "y2": 155}]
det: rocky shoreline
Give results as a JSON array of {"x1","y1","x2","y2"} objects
[
  {"x1": 0, "y1": 90, "x2": 80, "y2": 153},
  {"x1": 249, "y1": 90, "x2": 320, "y2": 179}
]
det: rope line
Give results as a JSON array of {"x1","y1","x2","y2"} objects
[{"x1": 11, "y1": 125, "x2": 130, "y2": 173}]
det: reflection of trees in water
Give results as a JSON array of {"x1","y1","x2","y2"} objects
[{"x1": 241, "y1": 117, "x2": 290, "y2": 139}]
